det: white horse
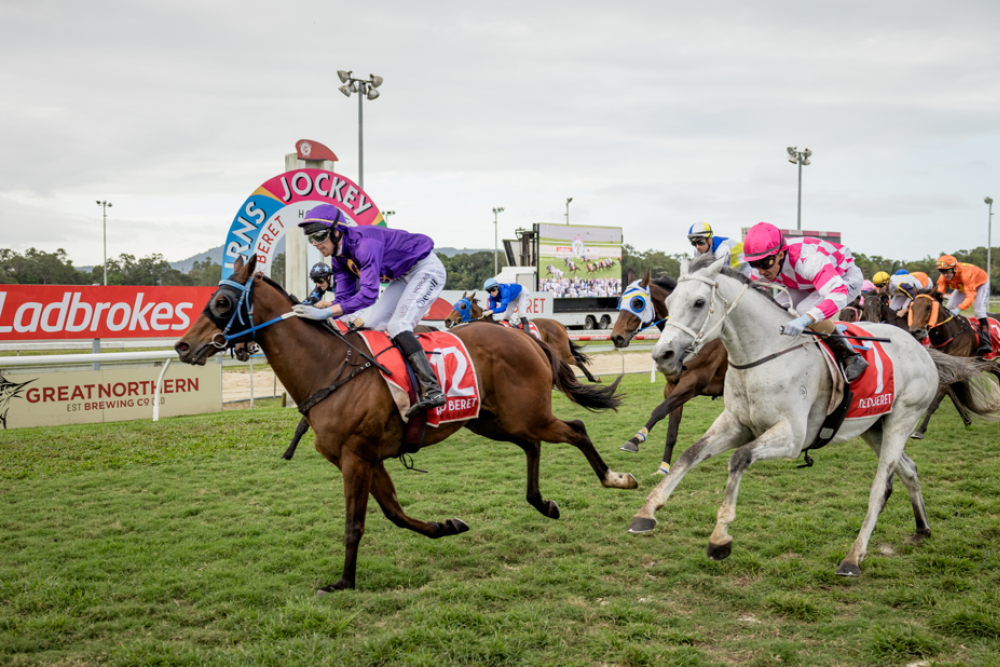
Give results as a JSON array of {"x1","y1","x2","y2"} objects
[{"x1": 628, "y1": 254, "x2": 1000, "y2": 576}]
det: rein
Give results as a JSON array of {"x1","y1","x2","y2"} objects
[{"x1": 663, "y1": 274, "x2": 748, "y2": 360}]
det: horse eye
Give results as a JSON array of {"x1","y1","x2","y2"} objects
[
  {"x1": 215, "y1": 296, "x2": 230, "y2": 311},
  {"x1": 694, "y1": 298, "x2": 706, "y2": 307}
]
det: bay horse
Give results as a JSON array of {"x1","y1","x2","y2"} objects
[
  {"x1": 862, "y1": 289, "x2": 973, "y2": 438},
  {"x1": 907, "y1": 288, "x2": 998, "y2": 358},
  {"x1": 174, "y1": 255, "x2": 637, "y2": 593},
  {"x1": 443, "y1": 292, "x2": 601, "y2": 383},
  {"x1": 610, "y1": 270, "x2": 727, "y2": 475},
  {"x1": 630, "y1": 253, "x2": 1000, "y2": 577}
]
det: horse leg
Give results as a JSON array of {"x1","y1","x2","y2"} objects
[
  {"x1": 946, "y1": 385, "x2": 973, "y2": 427},
  {"x1": 318, "y1": 450, "x2": 373, "y2": 594},
  {"x1": 705, "y1": 421, "x2": 798, "y2": 560},
  {"x1": 575, "y1": 359, "x2": 601, "y2": 384},
  {"x1": 514, "y1": 438, "x2": 562, "y2": 519},
  {"x1": 659, "y1": 405, "x2": 684, "y2": 475},
  {"x1": 837, "y1": 417, "x2": 911, "y2": 577},
  {"x1": 910, "y1": 386, "x2": 947, "y2": 439},
  {"x1": 620, "y1": 399, "x2": 671, "y2": 453},
  {"x1": 368, "y1": 461, "x2": 471, "y2": 536},
  {"x1": 860, "y1": 426, "x2": 932, "y2": 547},
  {"x1": 534, "y1": 418, "x2": 638, "y2": 490},
  {"x1": 628, "y1": 410, "x2": 752, "y2": 534}
]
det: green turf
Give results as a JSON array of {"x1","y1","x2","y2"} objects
[{"x1": 2, "y1": 373, "x2": 999, "y2": 666}]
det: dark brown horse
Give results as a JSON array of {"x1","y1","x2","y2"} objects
[
  {"x1": 610, "y1": 270, "x2": 727, "y2": 474},
  {"x1": 859, "y1": 290, "x2": 909, "y2": 329},
  {"x1": 174, "y1": 255, "x2": 637, "y2": 593},
  {"x1": 907, "y1": 289, "x2": 1000, "y2": 438},
  {"x1": 443, "y1": 292, "x2": 601, "y2": 383}
]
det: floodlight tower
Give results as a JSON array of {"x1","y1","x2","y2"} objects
[
  {"x1": 787, "y1": 147, "x2": 812, "y2": 231},
  {"x1": 987, "y1": 197, "x2": 994, "y2": 296},
  {"x1": 96, "y1": 200, "x2": 112, "y2": 285},
  {"x1": 565, "y1": 197, "x2": 573, "y2": 225},
  {"x1": 337, "y1": 70, "x2": 384, "y2": 190},
  {"x1": 493, "y1": 207, "x2": 505, "y2": 275}
]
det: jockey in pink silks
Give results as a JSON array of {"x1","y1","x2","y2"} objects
[{"x1": 743, "y1": 222, "x2": 869, "y2": 382}]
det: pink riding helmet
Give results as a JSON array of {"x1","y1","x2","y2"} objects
[{"x1": 743, "y1": 222, "x2": 788, "y2": 261}]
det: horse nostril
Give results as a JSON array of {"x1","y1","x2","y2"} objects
[
  {"x1": 174, "y1": 342, "x2": 189, "y2": 355},
  {"x1": 661, "y1": 350, "x2": 675, "y2": 362}
]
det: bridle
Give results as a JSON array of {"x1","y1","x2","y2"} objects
[
  {"x1": 663, "y1": 273, "x2": 748, "y2": 360},
  {"x1": 908, "y1": 293, "x2": 945, "y2": 330},
  {"x1": 452, "y1": 297, "x2": 478, "y2": 323},
  {"x1": 203, "y1": 274, "x2": 294, "y2": 350}
]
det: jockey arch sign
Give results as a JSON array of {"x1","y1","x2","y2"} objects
[{"x1": 221, "y1": 168, "x2": 387, "y2": 284}]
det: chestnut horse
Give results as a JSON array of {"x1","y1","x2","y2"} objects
[
  {"x1": 610, "y1": 270, "x2": 727, "y2": 475},
  {"x1": 174, "y1": 255, "x2": 637, "y2": 593},
  {"x1": 862, "y1": 289, "x2": 974, "y2": 438},
  {"x1": 443, "y1": 292, "x2": 601, "y2": 383}
]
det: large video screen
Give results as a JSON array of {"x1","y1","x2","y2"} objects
[{"x1": 537, "y1": 224, "x2": 622, "y2": 298}]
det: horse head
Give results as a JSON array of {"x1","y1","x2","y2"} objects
[
  {"x1": 908, "y1": 288, "x2": 942, "y2": 338},
  {"x1": 860, "y1": 290, "x2": 885, "y2": 323},
  {"x1": 175, "y1": 254, "x2": 266, "y2": 365},
  {"x1": 612, "y1": 269, "x2": 666, "y2": 348},
  {"x1": 651, "y1": 255, "x2": 732, "y2": 378}
]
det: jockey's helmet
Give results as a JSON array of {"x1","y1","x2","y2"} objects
[
  {"x1": 872, "y1": 271, "x2": 890, "y2": 287},
  {"x1": 686, "y1": 221, "x2": 713, "y2": 240},
  {"x1": 936, "y1": 255, "x2": 958, "y2": 271},
  {"x1": 483, "y1": 278, "x2": 499, "y2": 291},
  {"x1": 743, "y1": 222, "x2": 787, "y2": 262},
  {"x1": 299, "y1": 204, "x2": 348, "y2": 243},
  {"x1": 309, "y1": 262, "x2": 332, "y2": 283},
  {"x1": 893, "y1": 269, "x2": 909, "y2": 275}
]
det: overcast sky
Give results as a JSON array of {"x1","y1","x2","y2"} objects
[{"x1": 3, "y1": 0, "x2": 1000, "y2": 268}]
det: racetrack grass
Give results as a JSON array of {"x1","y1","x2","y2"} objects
[{"x1": 2, "y1": 373, "x2": 999, "y2": 666}]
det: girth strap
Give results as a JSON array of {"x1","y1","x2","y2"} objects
[{"x1": 296, "y1": 347, "x2": 373, "y2": 416}]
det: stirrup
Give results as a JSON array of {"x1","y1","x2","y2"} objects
[{"x1": 405, "y1": 390, "x2": 445, "y2": 418}]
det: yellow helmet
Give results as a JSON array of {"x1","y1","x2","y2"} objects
[{"x1": 872, "y1": 271, "x2": 890, "y2": 287}]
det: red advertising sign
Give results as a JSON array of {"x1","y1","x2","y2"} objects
[{"x1": 0, "y1": 285, "x2": 215, "y2": 341}]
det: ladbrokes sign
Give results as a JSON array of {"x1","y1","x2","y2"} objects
[{"x1": 0, "y1": 286, "x2": 215, "y2": 341}]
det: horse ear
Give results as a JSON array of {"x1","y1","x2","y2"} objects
[
  {"x1": 461, "y1": 291, "x2": 467, "y2": 298},
  {"x1": 703, "y1": 255, "x2": 727, "y2": 276},
  {"x1": 627, "y1": 269, "x2": 636, "y2": 284},
  {"x1": 640, "y1": 270, "x2": 651, "y2": 288},
  {"x1": 679, "y1": 259, "x2": 690, "y2": 276},
  {"x1": 233, "y1": 255, "x2": 245, "y2": 272}
]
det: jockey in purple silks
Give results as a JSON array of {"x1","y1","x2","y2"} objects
[{"x1": 291, "y1": 204, "x2": 447, "y2": 417}]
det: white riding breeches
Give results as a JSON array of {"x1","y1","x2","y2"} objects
[
  {"x1": 889, "y1": 294, "x2": 910, "y2": 312},
  {"x1": 500, "y1": 291, "x2": 531, "y2": 324},
  {"x1": 365, "y1": 252, "x2": 446, "y2": 338},
  {"x1": 946, "y1": 284, "x2": 990, "y2": 319}
]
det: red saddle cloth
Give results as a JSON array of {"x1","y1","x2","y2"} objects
[
  {"x1": 356, "y1": 329, "x2": 481, "y2": 426},
  {"x1": 499, "y1": 320, "x2": 541, "y2": 339},
  {"x1": 977, "y1": 317, "x2": 1000, "y2": 361},
  {"x1": 825, "y1": 322, "x2": 896, "y2": 420}
]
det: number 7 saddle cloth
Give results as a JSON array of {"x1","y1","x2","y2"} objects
[
  {"x1": 817, "y1": 322, "x2": 896, "y2": 421},
  {"x1": 356, "y1": 330, "x2": 481, "y2": 427}
]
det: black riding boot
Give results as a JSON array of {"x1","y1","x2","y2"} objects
[
  {"x1": 393, "y1": 331, "x2": 446, "y2": 418},
  {"x1": 827, "y1": 334, "x2": 868, "y2": 383},
  {"x1": 519, "y1": 316, "x2": 530, "y2": 332},
  {"x1": 977, "y1": 318, "x2": 993, "y2": 357}
]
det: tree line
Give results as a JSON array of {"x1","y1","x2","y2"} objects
[{"x1": 4, "y1": 244, "x2": 999, "y2": 292}]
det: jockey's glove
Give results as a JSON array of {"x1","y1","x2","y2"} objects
[
  {"x1": 483, "y1": 309, "x2": 494, "y2": 317},
  {"x1": 292, "y1": 304, "x2": 334, "y2": 320},
  {"x1": 951, "y1": 307, "x2": 962, "y2": 316},
  {"x1": 780, "y1": 314, "x2": 812, "y2": 337}
]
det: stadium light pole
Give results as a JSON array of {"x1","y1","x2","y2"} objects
[
  {"x1": 787, "y1": 147, "x2": 812, "y2": 231},
  {"x1": 337, "y1": 70, "x2": 384, "y2": 190},
  {"x1": 565, "y1": 197, "x2": 573, "y2": 225},
  {"x1": 384, "y1": 210, "x2": 395, "y2": 224},
  {"x1": 96, "y1": 200, "x2": 112, "y2": 285},
  {"x1": 492, "y1": 207, "x2": 505, "y2": 275},
  {"x1": 987, "y1": 197, "x2": 994, "y2": 297}
]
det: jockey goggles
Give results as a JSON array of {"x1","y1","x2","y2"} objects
[
  {"x1": 690, "y1": 237, "x2": 710, "y2": 247},
  {"x1": 308, "y1": 229, "x2": 332, "y2": 245},
  {"x1": 748, "y1": 253, "x2": 779, "y2": 271}
]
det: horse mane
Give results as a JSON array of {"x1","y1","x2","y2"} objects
[
  {"x1": 651, "y1": 274, "x2": 676, "y2": 291},
  {"x1": 687, "y1": 253, "x2": 790, "y2": 313},
  {"x1": 260, "y1": 274, "x2": 300, "y2": 304}
]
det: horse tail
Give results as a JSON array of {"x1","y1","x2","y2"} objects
[
  {"x1": 568, "y1": 337, "x2": 592, "y2": 366},
  {"x1": 928, "y1": 349, "x2": 1000, "y2": 419},
  {"x1": 528, "y1": 335, "x2": 623, "y2": 411}
]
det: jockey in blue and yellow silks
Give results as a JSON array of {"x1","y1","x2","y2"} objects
[{"x1": 687, "y1": 222, "x2": 751, "y2": 277}]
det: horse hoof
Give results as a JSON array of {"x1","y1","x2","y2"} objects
[
  {"x1": 835, "y1": 561, "x2": 861, "y2": 577},
  {"x1": 316, "y1": 579, "x2": 354, "y2": 595},
  {"x1": 910, "y1": 432, "x2": 924, "y2": 440},
  {"x1": 594, "y1": 377, "x2": 602, "y2": 383},
  {"x1": 706, "y1": 541, "x2": 732, "y2": 561},
  {"x1": 546, "y1": 501, "x2": 561, "y2": 519},
  {"x1": 627, "y1": 516, "x2": 657, "y2": 533},
  {"x1": 446, "y1": 518, "x2": 470, "y2": 534},
  {"x1": 904, "y1": 530, "x2": 931, "y2": 546},
  {"x1": 620, "y1": 440, "x2": 639, "y2": 453}
]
